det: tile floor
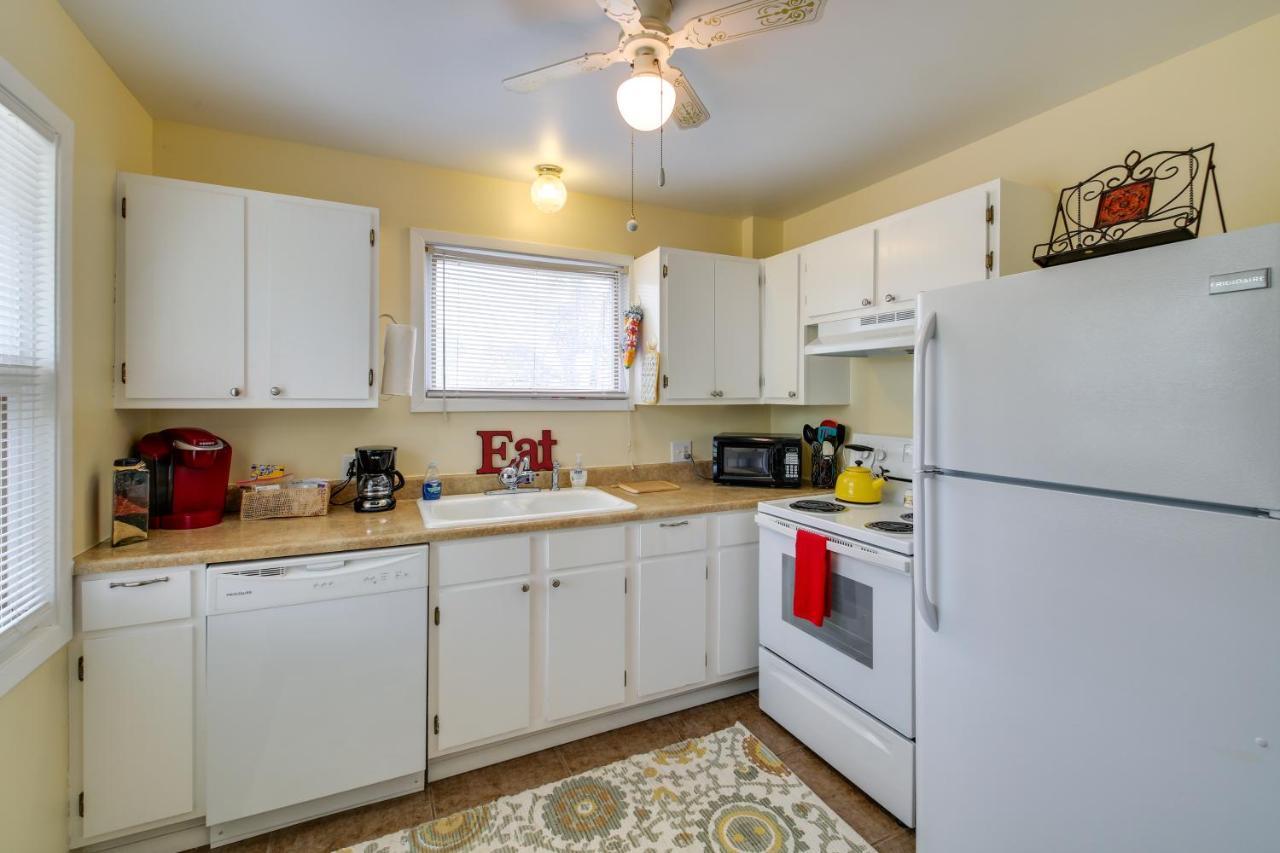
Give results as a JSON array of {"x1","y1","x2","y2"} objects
[{"x1": 194, "y1": 691, "x2": 914, "y2": 852}]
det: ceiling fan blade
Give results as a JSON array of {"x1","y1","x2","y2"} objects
[
  {"x1": 670, "y1": 0, "x2": 826, "y2": 50},
  {"x1": 502, "y1": 48, "x2": 625, "y2": 93},
  {"x1": 597, "y1": 0, "x2": 646, "y2": 34},
  {"x1": 666, "y1": 67, "x2": 710, "y2": 130}
]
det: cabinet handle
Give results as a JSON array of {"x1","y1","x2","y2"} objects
[
  {"x1": 108, "y1": 576, "x2": 169, "y2": 589},
  {"x1": 788, "y1": 391, "x2": 798, "y2": 398},
  {"x1": 884, "y1": 293, "x2": 897, "y2": 303},
  {"x1": 520, "y1": 583, "x2": 530, "y2": 592},
  {"x1": 861, "y1": 297, "x2": 872, "y2": 307},
  {"x1": 270, "y1": 386, "x2": 282, "y2": 397},
  {"x1": 551, "y1": 579, "x2": 561, "y2": 589},
  {"x1": 659, "y1": 520, "x2": 689, "y2": 528},
  {"x1": 229, "y1": 387, "x2": 241, "y2": 398}
]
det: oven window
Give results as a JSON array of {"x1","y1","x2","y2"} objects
[
  {"x1": 781, "y1": 554, "x2": 873, "y2": 668},
  {"x1": 722, "y1": 446, "x2": 771, "y2": 478}
]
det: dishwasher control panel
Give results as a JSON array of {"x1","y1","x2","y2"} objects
[{"x1": 208, "y1": 545, "x2": 428, "y2": 614}]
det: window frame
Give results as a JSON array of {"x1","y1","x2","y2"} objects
[
  {"x1": 409, "y1": 229, "x2": 633, "y2": 413},
  {"x1": 0, "y1": 57, "x2": 74, "y2": 697}
]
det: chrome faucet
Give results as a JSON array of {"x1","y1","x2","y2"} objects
[
  {"x1": 550, "y1": 459, "x2": 561, "y2": 491},
  {"x1": 488, "y1": 453, "x2": 540, "y2": 494}
]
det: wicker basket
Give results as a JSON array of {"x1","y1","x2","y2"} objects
[{"x1": 240, "y1": 483, "x2": 330, "y2": 521}]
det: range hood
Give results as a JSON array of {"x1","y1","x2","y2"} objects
[{"x1": 804, "y1": 306, "x2": 918, "y2": 357}]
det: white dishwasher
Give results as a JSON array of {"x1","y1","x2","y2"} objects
[{"x1": 206, "y1": 545, "x2": 427, "y2": 842}]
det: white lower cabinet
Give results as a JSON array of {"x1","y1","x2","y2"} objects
[
  {"x1": 434, "y1": 576, "x2": 532, "y2": 750},
  {"x1": 82, "y1": 623, "x2": 196, "y2": 838},
  {"x1": 635, "y1": 553, "x2": 708, "y2": 697},
  {"x1": 544, "y1": 563, "x2": 626, "y2": 721},
  {"x1": 713, "y1": 544, "x2": 759, "y2": 677}
]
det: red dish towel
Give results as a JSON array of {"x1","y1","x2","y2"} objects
[{"x1": 793, "y1": 529, "x2": 830, "y2": 627}]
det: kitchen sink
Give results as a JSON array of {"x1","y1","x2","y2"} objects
[{"x1": 418, "y1": 487, "x2": 637, "y2": 529}]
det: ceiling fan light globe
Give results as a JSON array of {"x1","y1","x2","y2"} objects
[
  {"x1": 616, "y1": 71, "x2": 676, "y2": 132},
  {"x1": 530, "y1": 165, "x2": 567, "y2": 213}
]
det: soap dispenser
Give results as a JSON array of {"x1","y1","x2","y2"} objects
[{"x1": 569, "y1": 453, "x2": 588, "y2": 488}]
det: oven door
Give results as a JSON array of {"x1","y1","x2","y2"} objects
[
  {"x1": 716, "y1": 441, "x2": 778, "y2": 485},
  {"x1": 757, "y1": 514, "x2": 914, "y2": 737}
]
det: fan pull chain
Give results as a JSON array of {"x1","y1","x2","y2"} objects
[
  {"x1": 626, "y1": 129, "x2": 639, "y2": 232},
  {"x1": 658, "y1": 75, "x2": 666, "y2": 188}
]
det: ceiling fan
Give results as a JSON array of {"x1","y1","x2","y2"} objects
[{"x1": 503, "y1": 0, "x2": 827, "y2": 132}]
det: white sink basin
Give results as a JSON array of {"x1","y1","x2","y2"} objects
[{"x1": 418, "y1": 487, "x2": 637, "y2": 530}]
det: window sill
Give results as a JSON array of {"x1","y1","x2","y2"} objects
[
  {"x1": 411, "y1": 397, "x2": 633, "y2": 413},
  {"x1": 0, "y1": 620, "x2": 71, "y2": 698}
]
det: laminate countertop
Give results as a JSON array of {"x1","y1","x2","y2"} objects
[{"x1": 75, "y1": 480, "x2": 824, "y2": 575}]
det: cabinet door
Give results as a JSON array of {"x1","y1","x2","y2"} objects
[
  {"x1": 435, "y1": 578, "x2": 531, "y2": 750},
  {"x1": 82, "y1": 624, "x2": 195, "y2": 838},
  {"x1": 545, "y1": 564, "x2": 626, "y2": 721},
  {"x1": 713, "y1": 257, "x2": 762, "y2": 400},
  {"x1": 877, "y1": 185, "x2": 989, "y2": 305},
  {"x1": 801, "y1": 226, "x2": 875, "y2": 322},
  {"x1": 262, "y1": 198, "x2": 376, "y2": 401},
  {"x1": 662, "y1": 251, "x2": 716, "y2": 401},
  {"x1": 635, "y1": 553, "x2": 707, "y2": 697},
  {"x1": 121, "y1": 178, "x2": 246, "y2": 400},
  {"x1": 714, "y1": 544, "x2": 759, "y2": 677},
  {"x1": 761, "y1": 252, "x2": 800, "y2": 402}
]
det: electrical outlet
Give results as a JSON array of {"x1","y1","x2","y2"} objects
[
  {"x1": 670, "y1": 440, "x2": 693, "y2": 463},
  {"x1": 340, "y1": 453, "x2": 356, "y2": 479}
]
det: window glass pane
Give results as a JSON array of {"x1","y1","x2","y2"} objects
[{"x1": 426, "y1": 248, "x2": 624, "y2": 397}]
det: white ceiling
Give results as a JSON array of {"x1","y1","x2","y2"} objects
[{"x1": 60, "y1": 0, "x2": 1278, "y2": 217}]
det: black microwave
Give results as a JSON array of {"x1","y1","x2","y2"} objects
[{"x1": 711, "y1": 434, "x2": 802, "y2": 488}]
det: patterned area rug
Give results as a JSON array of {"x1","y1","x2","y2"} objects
[{"x1": 336, "y1": 723, "x2": 875, "y2": 852}]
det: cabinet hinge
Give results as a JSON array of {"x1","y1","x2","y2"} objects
[
  {"x1": 433, "y1": 715, "x2": 439, "y2": 735},
  {"x1": 662, "y1": 374, "x2": 668, "y2": 389},
  {"x1": 985, "y1": 204, "x2": 994, "y2": 224},
  {"x1": 623, "y1": 670, "x2": 627, "y2": 687},
  {"x1": 985, "y1": 251, "x2": 995, "y2": 273},
  {"x1": 121, "y1": 197, "x2": 126, "y2": 219},
  {"x1": 77, "y1": 656, "x2": 84, "y2": 682},
  {"x1": 120, "y1": 362, "x2": 126, "y2": 385},
  {"x1": 370, "y1": 228, "x2": 376, "y2": 247},
  {"x1": 662, "y1": 264, "x2": 668, "y2": 278},
  {"x1": 78, "y1": 792, "x2": 84, "y2": 818},
  {"x1": 705, "y1": 652, "x2": 709, "y2": 666},
  {"x1": 623, "y1": 577, "x2": 628, "y2": 594},
  {"x1": 368, "y1": 368, "x2": 375, "y2": 387},
  {"x1": 433, "y1": 606, "x2": 440, "y2": 626}
]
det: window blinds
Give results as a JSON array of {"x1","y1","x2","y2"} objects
[
  {"x1": 0, "y1": 90, "x2": 59, "y2": 646},
  {"x1": 426, "y1": 246, "x2": 625, "y2": 398}
]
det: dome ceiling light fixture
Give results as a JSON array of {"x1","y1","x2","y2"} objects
[
  {"x1": 502, "y1": 0, "x2": 828, "y2": 132},
  {"x1": 530, "y1": 164, "x2": 567, "y2": 213}
]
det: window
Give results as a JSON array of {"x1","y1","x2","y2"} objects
[
  {"x1": 412, "y1": 232, "x2": 630, "y2": 412},
  {"x1": 0, "y1": 58, "x2": 72, "y2": 697}
]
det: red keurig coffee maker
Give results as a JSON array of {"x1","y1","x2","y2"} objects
[{"x1": 136, "y1": 428, "x2": 233, "y2": 529}]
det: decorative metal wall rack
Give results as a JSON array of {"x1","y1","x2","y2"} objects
[{"x1": 1033, "y1": 144, "x2": 1225, "y2": 267}]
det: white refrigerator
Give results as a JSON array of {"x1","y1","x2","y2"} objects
[{"x1": 912, "y1": 224, "x2": 1279, "y2": 852}]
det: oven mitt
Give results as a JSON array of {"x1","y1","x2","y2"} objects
[{"x1": 793, "y1": 528, "x2": 831, "y2": 627}]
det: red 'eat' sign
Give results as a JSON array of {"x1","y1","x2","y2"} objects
[{"x1": 476, "y1": 429, "x2": 558, "y2": 474}]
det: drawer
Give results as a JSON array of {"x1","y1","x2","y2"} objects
[
  {"x1": 435, "y1": 535, "x2": 531, "y2": 587},
  {"x1": 548, "y1": 525, "x2": 626, "y2": 570},
  {"x1": 638, "y1": 516, "x2": 707, "y2": 558},
  {"x1": 79, "y1": 568, "x2": 194, "y2": 632},
  {"x1": 716, "y1": 511, "x2": 759, "y2": 547}
]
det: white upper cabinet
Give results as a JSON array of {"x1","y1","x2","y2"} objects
[
  {"x1": 631, "y1": 247, "x2": 762, "y2": 404},
  {"x1": 761, "y1": 251, "x2": 849, "y2": 406},
  {"x1": 801, "y1": 225, "x2": 876, "y2": 323},
  {"x1": 119, "y1": 178, "x2": 247, "y2": 401},
  {"x1": 876, "y1": 184, "x2": 990, "y2": 306},
  {"x1": 115, "y1": 173, "x2": 379, "y2": 408}
]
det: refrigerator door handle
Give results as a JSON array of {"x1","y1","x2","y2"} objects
[{"x1": 914, "y1": 312, "x2": 940, "y2": 631}]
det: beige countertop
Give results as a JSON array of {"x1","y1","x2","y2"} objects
[{"x1": 75, "y1": 477, "x2": 822, "y2": 575}]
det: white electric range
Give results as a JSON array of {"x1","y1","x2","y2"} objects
[{"x1": 756, "y1": 436, "x2": 917, "y2": 827}]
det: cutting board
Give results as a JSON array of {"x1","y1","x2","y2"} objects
[{"x1": 616, "y1": 480, "x2": 681, "y2": 494}]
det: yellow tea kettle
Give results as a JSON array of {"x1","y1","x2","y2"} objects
[{"x1": 835, "y1": 449, "x2": 885, "y2": 505}]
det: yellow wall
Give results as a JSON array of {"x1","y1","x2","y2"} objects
[
  {"x1": 151, "y1": 121, "x2": 767, "y2": 479},
  {"x1": 0, "y1": 0, "x2": 153, "y2": 849},
  {"x1": 774, "y1": 15, "x2": 1280, "y2": 440}
]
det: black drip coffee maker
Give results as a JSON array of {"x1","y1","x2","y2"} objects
[{"x1": 348, "y1": 446, "x2": 405, "y2": 513}]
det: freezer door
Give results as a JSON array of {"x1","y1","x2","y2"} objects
[
  {"x1": 915, "y1": 474, "x2": 1279, "y2": 853},
  {"x1": 918, "y1": 224, "x2": 1280, "y2": 511}
]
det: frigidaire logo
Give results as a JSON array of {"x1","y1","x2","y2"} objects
[
  {"x1": 1209, "y1": 268, "x2": 1270, "y2": 294},
  {"x1": 227, "y1": 590, "x2": 253, "y2": 596}
]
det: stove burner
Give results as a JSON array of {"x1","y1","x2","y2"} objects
[
  {"x1": 901, "y1": 512, "x2": 914, "y2": 522},
  {"x1": 790, "y1": 500, "x2": 846, "y2": 514},
  {"x1": 867, "y1": 520, "x2": 913, "y2": 534}
]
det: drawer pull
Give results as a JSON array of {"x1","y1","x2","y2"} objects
[
  {"x1": 520, "y1": 583, "x2": 530, "y2": 592},
  {"x1": 659, "y1": 520, "x2": 689, "y2": 528},
  {"x1": 108, "y1": 576, "x2": 170, "y2": 589},
  {"x1": 551, "y1": 578, "x2": 561, "y2": 588}
]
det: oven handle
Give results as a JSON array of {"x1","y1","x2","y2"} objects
[
  {"x1": 755, "y1": 514, "x2": 911, "y2": 576},
  {"x1": 913, "y1": 311, "x2": 940, "y2": 632}
]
